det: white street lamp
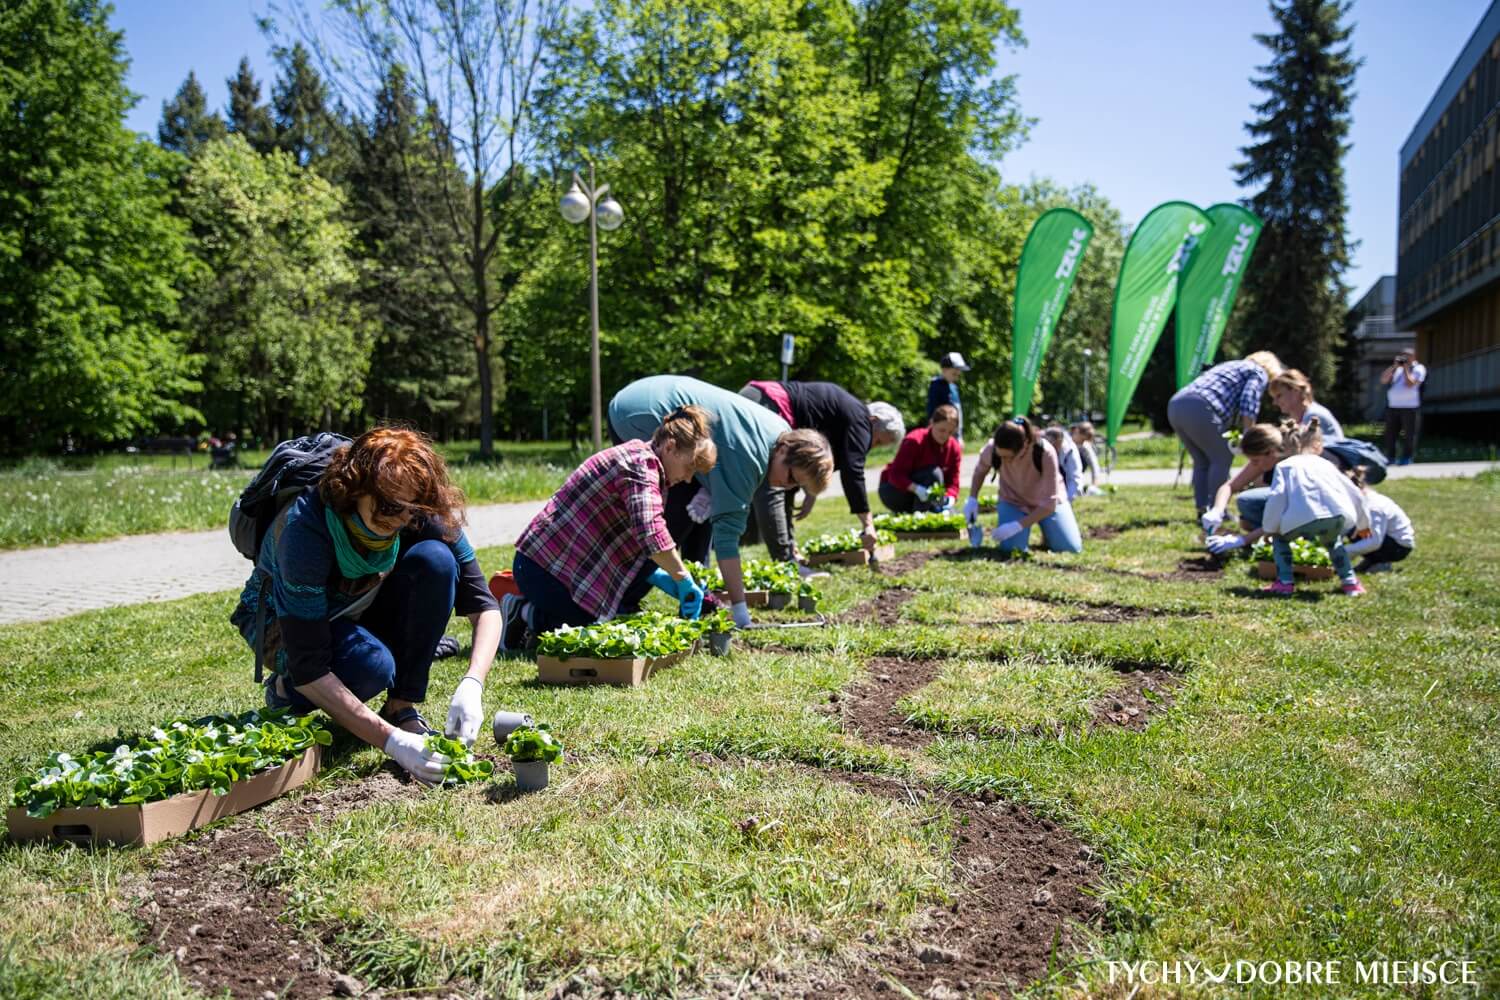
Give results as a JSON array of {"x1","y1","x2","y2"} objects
[{"x1": 559, "y1": 164, "x2": 625, "y2": 451}]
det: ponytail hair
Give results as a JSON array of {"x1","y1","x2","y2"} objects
[
  {"x1": 652, "y1": 405, "x2": 718, "y2": 474},
  {"x1": 991, "y1": 416, "x2": 1038, "y2": 455},
  {"x1": 1279, "y1": 417, "x2": 1323, "y2": 456}
]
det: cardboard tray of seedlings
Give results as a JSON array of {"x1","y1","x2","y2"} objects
[
  {"x1": 712, "y1": 589, "x2": 769, "y2": 607},
  {"x1": 1253, "y1": 561, "x2": 1335, "y2": 581},
  {"x1": 886, "y1": 530, "x2": 964, "y2": 540},
  {"x1": 536, "y1": 643, "x2": 699, "y2": 687},
  {"x1": 6, "y1": 746, "x2": 323, "y2": 847},
  {"x1": 806, "y1": 543, "x2": 896, "y2": 567}
]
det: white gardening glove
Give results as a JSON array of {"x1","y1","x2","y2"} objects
[
  {"x1": 912, "y1": 483, "x2": 931, "y2": 502},
  {"x1": 962, "y1": 496, "x2": 979, "y2": 522},
  {"x1": 731, "y1": 600, "x2": 752, "y2": 628},
  {"x1": 687, "y1": 487, "x2": 714, "y2": 524},
  {"x1": 444, "y1": 676, "x2": 484, "y2": 748},
  {"x1": 1206, "y1": 533, "x2": 1246, "y2": 555},
  {"x1": 991, "y1": 520, "x2": 1024, "y2": 543},
  {"x1": 1200, "y1": 509, "x2": 1225, "y2": 534},
  {"x1": 383, "y1": 728, "x2": 446, "y2": 786}
]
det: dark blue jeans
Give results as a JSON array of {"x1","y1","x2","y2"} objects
[
  {"x1": 513, "y1": 550, "x2": 657, "y2": 636},
  {"x1": 276, "y1": 539, "x2": 457, "y2": 709}
]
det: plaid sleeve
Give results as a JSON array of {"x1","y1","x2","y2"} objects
[
  {"x1": 1237, "y1": 368, "x2": 1266, "y2": 422},
  {"x1": 621, "y1": 455, "x2": 675, "y2": 554}
]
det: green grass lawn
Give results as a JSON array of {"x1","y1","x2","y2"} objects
[{"x1": 2, "y1": 479, "x2": 1498, "y2": 998}]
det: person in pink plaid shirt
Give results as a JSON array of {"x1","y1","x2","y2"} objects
[{"x1": 502, "y1": 407, "x2": 718, "y2": 650}]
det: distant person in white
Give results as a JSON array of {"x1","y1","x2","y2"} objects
[{"x1": 1381, "y1": 350, "x2": 1425, "y2": 466}]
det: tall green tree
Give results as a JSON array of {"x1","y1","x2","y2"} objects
[
  {"x1": 180, "y1": 135, "x2": 371, "y2": 440},
  {"x1": 158, "y1": 70, "x2": 226, "y2": 155},
  {"x1": 0, "y1": 0, "x2": 201, "y2": 451},
  {"x1": 271, "y1": 42, "x2": 338, "y2": 169},
  {"x1": 274, "y1": 0, "x2": 566, "y2": 457},
  {"x1": 1234, "y1": 0, "x2": 1359, "y2": 392},
  {"x1": 348, "y1": 67, "x2": 473, "y2": 431},
  {"x1": 227, "y1": 57, "x2": 276, "y2": 154}
]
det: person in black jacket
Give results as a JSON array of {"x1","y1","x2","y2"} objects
[{"x1": 740, "y1": 380, "x2": 905, "y2": 562}]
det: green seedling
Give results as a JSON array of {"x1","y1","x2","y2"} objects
[
  {"x1": 804, "y1": 528, "x2": 895, "y2": 554},
  {"x1": 504, "y1": 724, "x2": 564, "y2": 764},
  {"x1": 872, "y1": 511, "x2": 966, "y2": 533},
  {"x1": 423, "y1": 734, "x2": 495, "y2": 785}
]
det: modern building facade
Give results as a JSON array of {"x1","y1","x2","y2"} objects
[
  {"x1": 1396, "y1": 0, "x2": 1500, "y2": 421},
  {"x1": 1346, "y1": 277, "x2": 1416, "y2": 422}
]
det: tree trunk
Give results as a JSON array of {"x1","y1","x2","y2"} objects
[{"x1": 473, "y1": 170, "x2": 494, "y2": 458}]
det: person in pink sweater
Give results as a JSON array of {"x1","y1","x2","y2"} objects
[{"x1": 963, "y1": 417, "x2": 1082, "y2": 555}]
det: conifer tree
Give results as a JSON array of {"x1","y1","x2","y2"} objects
[
  {"x1": 157, "y1": 70, "x2": 225, "y2": 155},
  {"x1": 1234, "y1": 0, "x2": 1360, "y2": 392},
  {"x1": 226, "y1": 57, "x2": 275, "y2": 153},
  {"x1": 271, "y1": 43, "x2": 332, "y2": 168}
]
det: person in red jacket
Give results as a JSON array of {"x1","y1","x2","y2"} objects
[{"x1": 879, "y1": 405, "x2": 961, "y2": 513}]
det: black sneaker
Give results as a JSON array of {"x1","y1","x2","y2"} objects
[
  {"x1": 499, "y1": 593, "x2": 531, "y2": 651},
  {"x1": 433, "y1": 635, "x2": 461, "y2": 659}
]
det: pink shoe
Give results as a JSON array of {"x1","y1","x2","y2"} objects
[
  {"x1": 1341, "y1": 580, "x2": 1366, "y2": 596},
  {"x1": 1261, "y1": 580, "x2": 1295, "y2": 596}
]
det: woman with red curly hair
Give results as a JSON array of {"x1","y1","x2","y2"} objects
[{"x1": 231, "y1": 428, "x2": 501, "y2": 785}]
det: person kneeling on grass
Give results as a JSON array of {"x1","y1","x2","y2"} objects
[
  {"x1": 232, "y1": 428, "x2": 501, "y2": 786},
  {"x1": 502, "y1": 407, "x2": 718, "y2": 651},
  {"x1": 1257, "y1": 421, "x2": 1370, "y2": 597},
  {"x1": 1043, "y1": 426, "x2": 1081, "y2": 502},
  {"x1": 1342, "y1": 472, "x2": 1415, "y2": 574},
  {"x1": 879, "y1": 404, "x2": 961, "y2": 513},
  {"x1": 1200, "y1": 422, "x2": 1289, "y2": 555},
  {"x1": 963, "y1": 417, "x2": 1083, "y2": 555}
]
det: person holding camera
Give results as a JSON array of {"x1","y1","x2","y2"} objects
[{"x1": 1381, "y1": 350, "x2": 1426, "y2": 466}]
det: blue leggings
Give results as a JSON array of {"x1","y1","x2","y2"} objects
[
  {"x1": 993, "y1": 500, "x2": 1083, "y2": 554},
  {"x1": 276, "y1": 539, "x2": 458, "y2": 708}
]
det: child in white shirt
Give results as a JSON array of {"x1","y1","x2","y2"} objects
[
  {"x1": 1343, "y1": 480, "x2": 1414, "y2": 574},
  {"x1": 1260, "y1": 422, "x2": 1370, "y2": 596}
]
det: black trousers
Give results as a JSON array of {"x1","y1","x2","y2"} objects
[
  {"x1": 878, "y1": 466, "x2": 946, "y2": 513},
  {"x1": 1354, "y1": 537, "x2": 1412, "y2": 573},
  {"x1": 1383, "y1": 407, "x2": 1421, "y2": 461}
]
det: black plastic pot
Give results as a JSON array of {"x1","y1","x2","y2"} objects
[
  {"x1": 767, "y1": 591, "x2": 791, "y2": 610},
  {"x1": 798, "y1": 595, "x2": 818, "y2": 612},
  {"x1": 708, "y1": 631, "x2": 733, "y2": 656}
]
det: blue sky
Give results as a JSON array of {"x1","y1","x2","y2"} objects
[{"x1": 115, "y1": 0, "x2": 1490, "y2": 303}]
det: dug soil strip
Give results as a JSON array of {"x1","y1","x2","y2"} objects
[
  {"x1": 874, "y1": 549, "x2": 948, "y2": 576},
  {"x1": 835, "y1": 586, "x2": 917, "y2": 625},
  {"x1": 803, "y1": 770, "x2": 1104, "y2": 999},
  {"x1": 140, "y1": 768, "x2": 421, "y2": 1000},
  {"x1": 1083, "y1": 517, "x2": 1176, "y2": 541},
  {"x1": 832, "y1": 655, "x2": 943, "y2": 750},
  {"x1": 1090, "y1": 669, "x2": 1179, "y2": 731}
]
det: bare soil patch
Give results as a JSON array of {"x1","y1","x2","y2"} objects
[
  {"x1": 1083, "y1": 517, "x2": 1176, "y2": 541},
  {"x1": 1152, "y1": 554, "x2": 1227, "y2": 582},
  {"x1": 1090, "y1": 669, "x2": 1179, "y2": 730},
  {"x1": 836, "y1": 587, "x2": 918, "y2": 625},
  {"x1": 832, "y1": 655, "x2": 943, "y2": 750},
  {"x1": 139, "y1": 768, "x2": 422, "y2": 999},
  {"x1": 874, "y1": 549, "x2": 945, "y2": 576},
  {"x1": 800, "y1": 771, "x2": 1103, "y2": 999}
]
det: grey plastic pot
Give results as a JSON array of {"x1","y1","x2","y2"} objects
[
  {"x1": 492, "y1": 710, "x2": 535, "y2": 749},
  {"x1": 513, "y1": 760, "x2": 549, "y2": 791},
  {"x1": 797, "y1": 595, "x2": 818, "y2": 612},
  {"x1": 767, "y1": 591, "x2": 791, "y2": 610},
  {"x1": 708, "y1": 631, "x2": 733, "y2": 656}
]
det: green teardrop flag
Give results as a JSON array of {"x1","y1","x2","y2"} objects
[
  {"x1": 1174, "y1": 203, "x2": 1263, "y2": 388},
  {"x1": 1011, "y1": 208, "x2": 1093, "y2": 416},
  {"x1": 1105, "y1": 201, "x2": 1212, "y2": 448}
]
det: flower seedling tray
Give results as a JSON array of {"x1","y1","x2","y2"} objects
[
  {"x1": 536, "y1": 645, "x2": 697, "y2": 686},
  {"x1": 806, "y1": 543, "x2": 895, "y2": 567},
  {"x1": 6, "y1": 746, "x2": 322, "y2": 847},
  {"x1": 886, "y1": 529, "x2": 964, "y2": 540},
  {"x1": 1253, "y1": 561, "x2": 1335, "y2": 581}
]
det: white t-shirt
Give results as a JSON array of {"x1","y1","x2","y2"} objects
[
  {"x1": 1386, "y1": 363, "x2": 1426, "y2": 409},
  {"x1": 1344, "y1": 491, "x2": 1415, "y2": 555}
]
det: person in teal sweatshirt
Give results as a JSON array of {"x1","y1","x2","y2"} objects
[{"x1": 609, "y1": 375, "x2": 833, "y2": 627}]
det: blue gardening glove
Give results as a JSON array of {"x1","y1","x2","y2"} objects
[
  {"x1": 674, "y1": 575, "x2": 704, "y2": 620},
  {"x1": 648, "y1": 567, "x2": 677, "y2": 597}
]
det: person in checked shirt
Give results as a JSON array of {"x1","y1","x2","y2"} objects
[{"x1": 503, "y1": 407, "x2": 718, "y2": 650}]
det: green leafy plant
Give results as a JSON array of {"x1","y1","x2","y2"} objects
[
  {"x1": 424, "y1": 734, "x2": 495, "y2": 785},
  {"x1": 504, "y1": 725, "x2": 564, "y2": 764},
  {"x1": 873, "y1": 511, "x2": 965, "y2": 533},
  {"x1": 703, "y1": 608, "x2": 735, "y2": 634},
  {"x1": 9, "y1": 707, "x2": 333, "y2": 818},
  {"x1": 804, "y1": 528, "x2": 895, "y2": 554},
  {"x1": 1251, "y1": 537, "x2": 1334, "y2": 567},
  {"x1": 684, "y1": 560, "x2": 724, "y2": 592},
  {"x1": 536, "y1": 610, "x2": 715, "y2": 659}
]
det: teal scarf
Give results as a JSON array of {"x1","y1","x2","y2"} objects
[{"x1": 324, "y1": 507, "x2": 400, "y2": 579}]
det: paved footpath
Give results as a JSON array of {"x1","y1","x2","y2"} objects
[{"x1": 0, "y1": 460, "x2": 1491, "y2": 626}]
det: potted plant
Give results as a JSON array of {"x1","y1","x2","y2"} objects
[
  {"x1": 504, "y1": 724, "x2": 564, "y2": 791},
  {"x1": 762, "y1": 560, "x2": 800, "y2": 609},
  {"x1": 797, "y1": 579, "x2": 820, "y2": 612},
  {"x1": 704, "y1": 608, "x2": 735, "y2": 656}
]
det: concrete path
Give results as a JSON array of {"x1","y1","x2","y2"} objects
[{"x1": 0, "y1": 460, "x2": 1492, "y2": 626}]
